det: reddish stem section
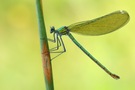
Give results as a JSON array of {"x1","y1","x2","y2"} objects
[{"x1": 42, "y1": 42, "x2": 52, "y2": 82}]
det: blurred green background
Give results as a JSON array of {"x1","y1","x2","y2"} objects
[{"x1": 0, "y1": 0, "x2": 134, "y2": 90}]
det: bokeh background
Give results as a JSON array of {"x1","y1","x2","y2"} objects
[{"x1": 0, "y1": 0, "x2": 134, "y2": 90}]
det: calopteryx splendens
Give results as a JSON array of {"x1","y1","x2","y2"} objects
[{"x1": 50, "y1": 10, "x2": 130, "y2": 79}]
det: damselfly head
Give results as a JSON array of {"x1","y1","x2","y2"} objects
[{"x1": 50, "y1": 26, "x2": 55, "y2": 33}]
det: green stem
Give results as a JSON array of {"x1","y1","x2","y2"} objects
[{"x1": 36, "y1": 0, "x2": 54, "y2": 90}]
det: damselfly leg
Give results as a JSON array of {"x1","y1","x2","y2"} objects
[{"x1": 48, "y1": 27, "x2": 66, "y2": 60}]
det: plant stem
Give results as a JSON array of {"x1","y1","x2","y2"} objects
[{"x1": 36, "y1": 0, "x2": 54, "y2": 90}]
